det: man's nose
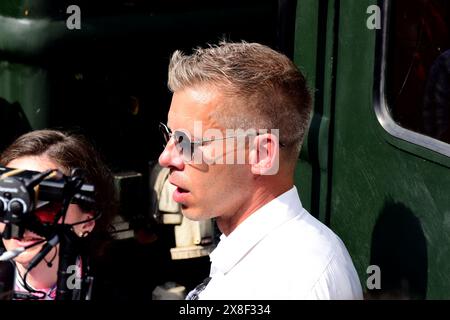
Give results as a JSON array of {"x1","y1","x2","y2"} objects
[{"x1": 158, "y1": 139, "x2": 185, "y2": 170}]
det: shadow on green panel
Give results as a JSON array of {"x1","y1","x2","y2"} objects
[{"x1": 366, "y1": 200, "x2": 428, "y2": 300}]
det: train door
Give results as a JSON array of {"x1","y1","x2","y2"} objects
[{"x1": 295, "y1": 0, "x2": 450, "y2": 298}]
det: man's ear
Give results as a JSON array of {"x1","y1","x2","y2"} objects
[{"x1": 249, "y1": 133, "x2": 280, "y2": 176}]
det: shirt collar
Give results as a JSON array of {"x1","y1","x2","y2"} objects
[{"x1": 210, "y1": 186, "x2": 305, "y2": 275}]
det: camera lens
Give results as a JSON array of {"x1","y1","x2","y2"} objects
[{"x1": 7, "y1": 199, "x2": 27, "y2": 216}]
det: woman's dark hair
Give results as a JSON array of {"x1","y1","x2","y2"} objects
[{"x1": 0, "y1": 129, "x2": 117, "y2": 255}]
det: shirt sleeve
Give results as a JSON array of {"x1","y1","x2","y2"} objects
[{"x1": 304, "y1": 252, "x2": 364, "y2": 300}]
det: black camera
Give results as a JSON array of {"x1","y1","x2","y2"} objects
[{"x1": 0, "y1": 166, "x2": 94, "y2": 240}]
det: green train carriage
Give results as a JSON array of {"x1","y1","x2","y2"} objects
[{"x1": 0, "y1": 0, "x2": 449, "y2": 299}]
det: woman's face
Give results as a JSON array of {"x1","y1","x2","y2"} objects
[{"x1": 0, "y1": 155, "x2": 95, "y2": 266}]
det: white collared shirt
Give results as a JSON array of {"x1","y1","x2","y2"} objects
[{"x1": 198, "y1": 186, "x2": 363, "y2": 300}]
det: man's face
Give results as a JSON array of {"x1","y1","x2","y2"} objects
[{"x1": 158, "y1": 86, "x2": 254, "y2": 222}]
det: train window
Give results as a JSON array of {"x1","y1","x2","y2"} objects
[{"x1": 385, "y1": 0, "x2": 450, "y2": 145}]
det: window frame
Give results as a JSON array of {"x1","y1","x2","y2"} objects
[{"x1": 374, "y1": 0, "x2": 450, "y2": 160}]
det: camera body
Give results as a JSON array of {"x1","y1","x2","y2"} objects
[{"x1": 0, "y1": 166, "x2": 94, "y2": 239}]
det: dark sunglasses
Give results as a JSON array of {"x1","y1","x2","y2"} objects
[
  {"x1": 159, "y1": 122, "x2": 286, "y2": 162},
  {"x1": 159, "y1": 123, "x2": 199, "y2": 162},
  {"x1": 34, "y1": 202, "x2": 63, "y2": 223}
]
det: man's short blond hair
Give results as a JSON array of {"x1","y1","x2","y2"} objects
[{"x1": 168, "y1": 41, "x2": 312, "y2": 160}]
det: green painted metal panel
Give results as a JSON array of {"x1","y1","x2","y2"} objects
[
  {"x1": 294, "y1": 0, "x2": 337, "y2": 222},
  {"x1": 330, "y1": 0, "x2": 450, "y2": 298},
  {"x1": 294, "y1": 0, "x2": 320, "y2": 213},
  {"x1": 0, "y1": 62, "x2": 50, "y2": 129}
]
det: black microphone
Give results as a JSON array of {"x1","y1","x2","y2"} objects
[
  {"x1": 26, "y1": 235, "x2": 59, "y2": 272},
  {"x1": 0, "y1": 258, "x2": 15, "y2": 300}
]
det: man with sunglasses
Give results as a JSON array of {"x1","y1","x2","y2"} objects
[{"x1": 159, "y1": 41, "x2": 362, "y2": 299}]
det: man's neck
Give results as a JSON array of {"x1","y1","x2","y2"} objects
[{"x1": 217, "y1": 180, "x2": 293, "y2": 236}]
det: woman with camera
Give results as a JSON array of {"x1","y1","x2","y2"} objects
[{"x1": 0, "y1": 129, "x2": 116, "y2": 300}]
